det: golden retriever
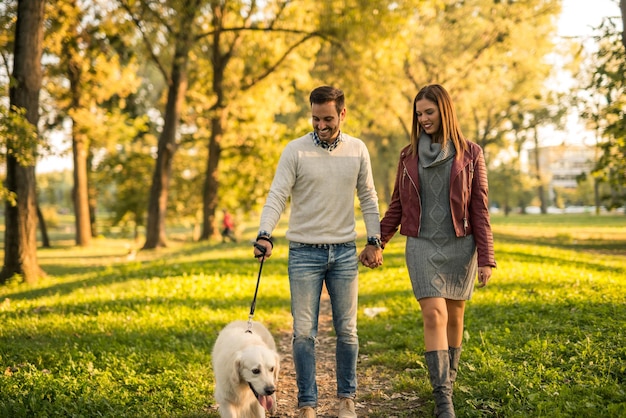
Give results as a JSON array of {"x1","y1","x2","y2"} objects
[{"x1": 212, "y1": 320, "x2": 280, "y2": 418}]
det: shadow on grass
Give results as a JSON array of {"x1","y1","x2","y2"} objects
[
  {"x1": 493, "y1": 231, "x2": 626, "y2": 255},
  {"x1": 4, "y1": 245, "x2": 282, "y2": 303},
  {"x1": 496, "y1": 248, "x2": 625, "y2": 275}
]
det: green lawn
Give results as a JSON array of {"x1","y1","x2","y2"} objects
[{"x1": 0, "y1": 213, "x2": 624, "y2": 417}]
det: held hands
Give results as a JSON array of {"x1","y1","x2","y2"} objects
[
  {"x1": 477, "y1": 266, "x2": 492, "y2": 287},
  {"x1": 359, "y1": 245, "x2": 383, "y2": 269}
]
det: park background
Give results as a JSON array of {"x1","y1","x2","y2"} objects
[{"x1": 1, "y1": 0, "x2": 625, "y2": 416}]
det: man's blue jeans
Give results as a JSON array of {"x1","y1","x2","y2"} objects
[{"x1": 288, "y1": 241, "x2": 359, "y2": 408}]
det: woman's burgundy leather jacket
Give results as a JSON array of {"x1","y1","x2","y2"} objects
[{"x1": 380, "y1": 141, "x2": 496, "y2": 268}]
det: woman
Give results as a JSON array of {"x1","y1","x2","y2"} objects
[{"x1": 368, "y1": 84, "x2": 496, "y2": 417}]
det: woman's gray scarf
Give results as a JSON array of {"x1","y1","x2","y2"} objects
[{"x1": 418, "y1": 132, "x2": 456, "y2": 168}]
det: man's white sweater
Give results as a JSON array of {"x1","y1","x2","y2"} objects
[{"x1": 259, "y1": 133, "x2": 381, "y2": 244}]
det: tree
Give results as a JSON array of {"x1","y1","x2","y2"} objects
[
  {"x1": 0, "y1": 0, "x2": 46, "y2": 284},
  {"x1": 57, "y1": 0, "x2": 91, "y2": 246},
  {"x1": 97, "y1": 148, "x2": 153, "y2": 240},
  {"x1": 518, "y1": 95, "x2": 569, "y2": 214},
  {"x1": 45, "y1": 0, "x2": 142, "y2": 246},
  {"x1": 583, "y1": 17, "x2": 626, "y2": 210},
  {"x1": 119, "y1": 0, "x2": 333, "y2": 247},
  {"x1": 488, "y1": 162, "x2": 535, "y2": 215},
  {"x1": 117, "y1": 0, "x2": 206, "y2": 248}
]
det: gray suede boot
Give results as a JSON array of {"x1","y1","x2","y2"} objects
[
  {"x1": 425, "y1": 350, "x2": 456, "y2": 418},
  {"x1": 448, "y1": 346, "x2": 462, "y2": 386}
]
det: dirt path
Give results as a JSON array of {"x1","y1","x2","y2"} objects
[{"x1": 272, "y1": 288, "x2": 425, "y2": 418}]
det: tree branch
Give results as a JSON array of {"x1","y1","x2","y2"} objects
[
  {"x1": 240, "y1": 32, "x2": 330, "y2": 91},
  {"x1": 117, "y1": 0, "x2": 169, "y2": 81},
  {"x1": 197, "y1": 24, "x2": 329, "y2": 40}
]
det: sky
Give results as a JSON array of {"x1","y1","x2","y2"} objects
[
  {"x1": 558, "y1": 0, "x2": 622, "y2": 38},
  {"x1": 38, "y1": 0, "x2": 624, "y2": 173}
]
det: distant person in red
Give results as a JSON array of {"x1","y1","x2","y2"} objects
[{"x1": 221, "y1": 210, "x2": 237, "y2": 243}]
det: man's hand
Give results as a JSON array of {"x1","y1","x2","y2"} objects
[
  {"x1": 359, "y1": 245, "x2": 383, "y2": 269},
  {"x1": 253, "y1": 240, "x2": 272, "y2": 262}
]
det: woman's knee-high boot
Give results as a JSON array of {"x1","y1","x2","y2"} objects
[
  {"x1": 425, "y1": 350, "x2": 456, "y2": 418},
  {"x1": 448, "y1": 346, "x2": 462, "y2": 387}
]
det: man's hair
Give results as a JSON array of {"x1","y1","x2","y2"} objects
[{"x1": 310, "y1": 85, "x2": 345, "y2": 115}]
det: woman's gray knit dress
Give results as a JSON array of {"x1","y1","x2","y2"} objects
[{"x1": 405, "y1": 136, "x2": 478, "y2": 301}]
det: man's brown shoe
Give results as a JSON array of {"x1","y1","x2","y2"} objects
[
  {"x1": 338, "y1": 397, "x2": 357, "y2": 418},
  {"x1": 298, "y1": 406, "x2": 316, "y2": 418}
]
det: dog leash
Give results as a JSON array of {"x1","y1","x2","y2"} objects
[{"x1": 247, "y1": 242, "x2": 267, "y2": 333}]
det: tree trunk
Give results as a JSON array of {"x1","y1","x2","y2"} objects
[
  {"x1": 0, "y1": 0, "x2": 46, "y2": 284},
  {"x1": 200, "y1": 114, "x2": 223, "y2": 240},
  {"x1": 200, "y1": 14, "x2": 229, "y2": 242},
  {"x1": 66, "y1": 26, "x2": 92, "y2": 246},
  {"x1": 594, "y1": 178, "x2": 600, "y2": 215},
  {"x1": 37, "y1": 205, "x2": 50, "y2": 248},
  {"x1": 537, "y1": 184, "x2": 547, "y2": 214},
  {"x1": 143, "y1": 47, "x2": 189, "y2": 249},
  {"x1": 88, "y1": 154, "x2": 98, "y2": 237},
  {"x1": 72, "y1": 131, "x2": 91, "y2": 246},
  {"x1": 532, "y1": 128, "x2": 547, "y2": 214}
]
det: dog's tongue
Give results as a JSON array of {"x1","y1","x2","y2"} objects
[{"x1": 258, "y1": 395, "x2": 273, "y2": 411}]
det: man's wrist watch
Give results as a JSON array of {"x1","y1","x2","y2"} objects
[
  {"x1": 257, "y1": 230, "x2": 271, "y2": 240},
  {"x1": 256, "y1": 230, "x2": 274, "y2": 248},
  {"x1": 367, "y1": 236, "x2": 382, "y2": 248}
]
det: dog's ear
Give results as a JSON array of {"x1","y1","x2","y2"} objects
[
  {"x1": 273, "y1": 353, "x2": 280, "y2": 381},
  {"x1": 230, "y1": 351, "x2": 243, "y2": 387}
]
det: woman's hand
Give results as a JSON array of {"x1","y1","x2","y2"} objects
[
  {"x1": 359, "y1": 246, "x2": 383, "y2": 269},
  {"x1": 477, "y1": 266, "x2": 492, "y2": 287}
]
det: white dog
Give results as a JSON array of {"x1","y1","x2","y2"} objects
[{"x1": 212, "y1": 320, "x2": 280, "y2": 418}]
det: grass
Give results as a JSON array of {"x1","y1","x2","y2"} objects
[{"x1": 0, "y1": 213, "x2": 625, "y2": 417}]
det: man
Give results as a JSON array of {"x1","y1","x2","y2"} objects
[{"x1": 254, "y1": 85, "x2": 383, "y2": 418}]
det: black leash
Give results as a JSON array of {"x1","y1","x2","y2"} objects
[{"x1": 247, "y1": 242, "x2": 267, "y2": 332}]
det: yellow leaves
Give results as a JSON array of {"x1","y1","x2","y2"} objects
[
  {"x1": 87, "y1": 54, "x2": 142, "y2": 103},
  {"x1": 68, "y1": 106, "x2": 150, "y2": 151},
  {"x1": 0, "y1": 105, "x2": 40, "y2": 167}
]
